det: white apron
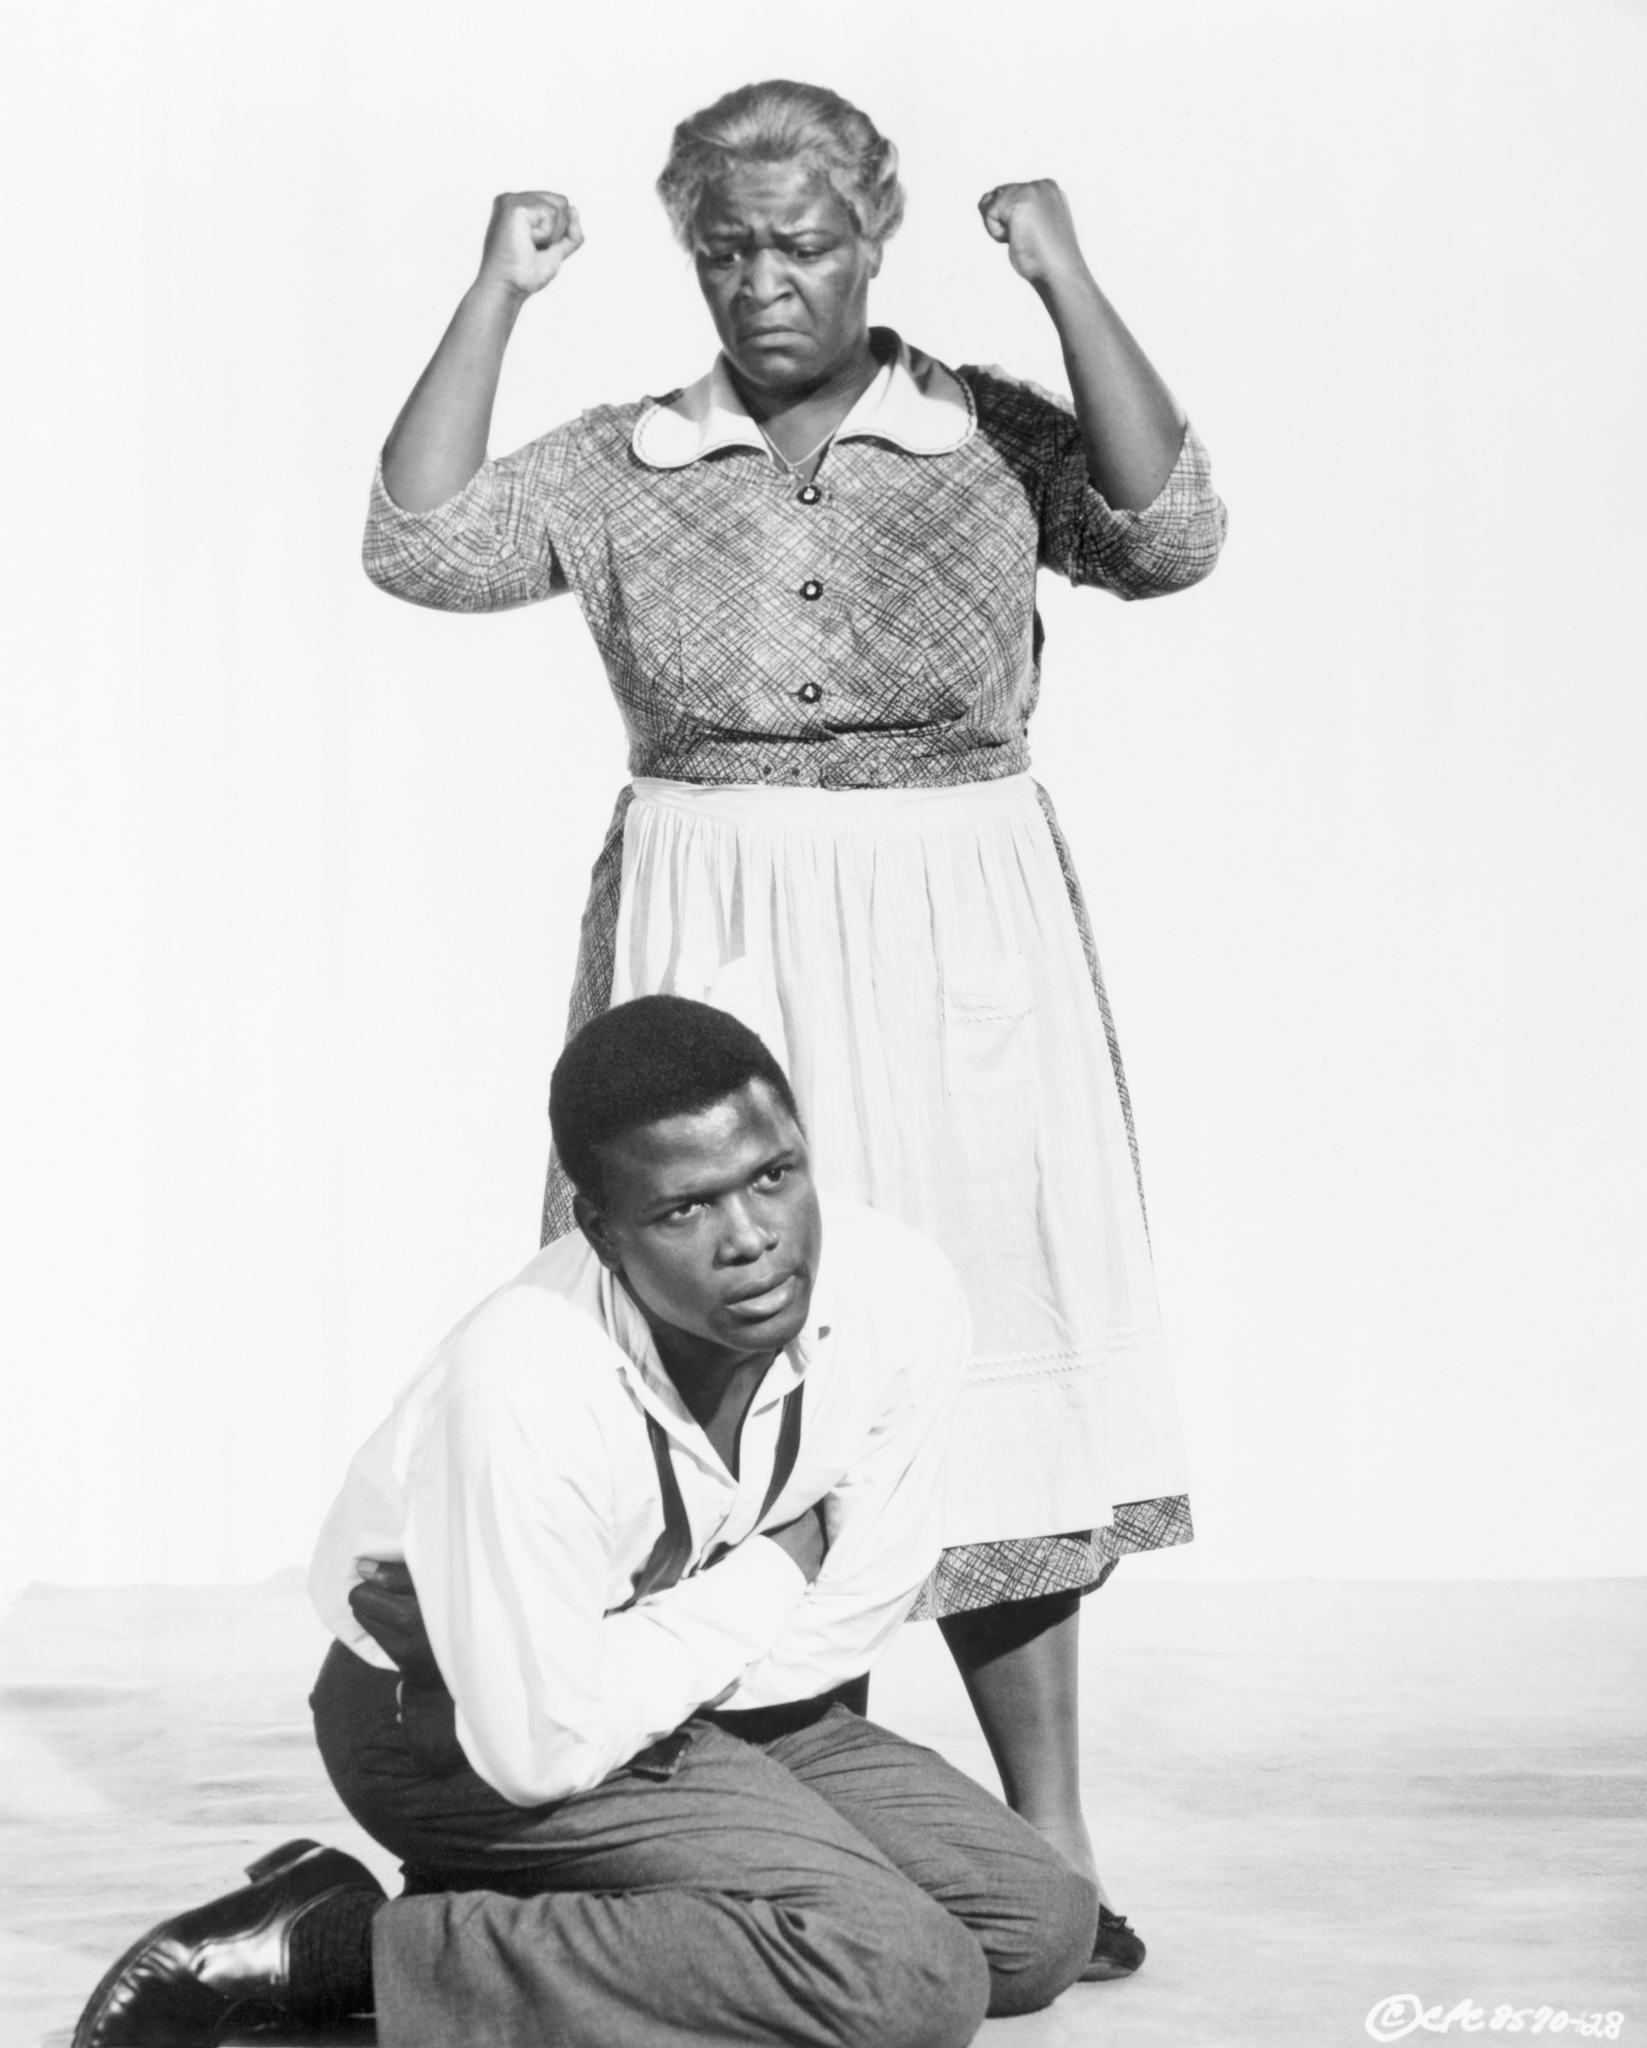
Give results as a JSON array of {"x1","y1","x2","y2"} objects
[{"x1": 611, "y1": 773, "x2": 1191, "y2": 1547}]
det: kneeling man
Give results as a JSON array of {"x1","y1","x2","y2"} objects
[{"x1": 77, "y1": 996, "x2": 1096, "y2": 2048}]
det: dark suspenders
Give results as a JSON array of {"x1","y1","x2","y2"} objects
[
  {"x1": 759, "y1": 1382, "x2": 807, "y2": 1522},
  {"x1": 621, "y1": 1383, "x2": 805, "y2": 1609}
]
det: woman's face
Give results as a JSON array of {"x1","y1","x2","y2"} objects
[{"x1": 692, "y1": 159, "x2": 879, "y2": 398}]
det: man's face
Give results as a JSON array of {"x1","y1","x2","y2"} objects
[{"x1": 579, "y1": 1079, "x2": 822, "y2": 1364}]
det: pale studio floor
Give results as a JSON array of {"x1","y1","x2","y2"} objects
[{"x1": 2, "y1": 1577, "x2": 1642, "y2": 2048}]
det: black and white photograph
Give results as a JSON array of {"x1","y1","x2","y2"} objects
[{"x1": 2, "y1": 2, "x2": 1643, "y2": 2044}]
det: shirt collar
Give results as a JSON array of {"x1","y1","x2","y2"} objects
[
  {"x1": 631, "y1": 330, "x2": 975, "y2": 470},
  {"x1": 595, "y1": 1231, "x2": 835, "y2": 1438}
]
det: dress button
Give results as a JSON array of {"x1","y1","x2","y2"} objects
[
  {"x1": 797, "y1": 682, "x2": 823, "y2": 704},
  {"x1": 799, "y1": 579, "x2": 823, "y2": 600},
  {"x1": 796, "y1": 485, "x2": 822, "y2": 505}
]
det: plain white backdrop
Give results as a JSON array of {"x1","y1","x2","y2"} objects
[{"x1": 1, "y1": 0, "x2": 1643, "y2": 1587}]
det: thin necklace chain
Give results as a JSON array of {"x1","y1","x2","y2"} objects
[{"x1": 756, "y1": 420, "x2": 838, "y2": 478}]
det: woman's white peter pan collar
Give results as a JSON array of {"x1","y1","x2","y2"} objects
[{"x1": 630, "y1": 333, "x2": 976, "y2": 469}]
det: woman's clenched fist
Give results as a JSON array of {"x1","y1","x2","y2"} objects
[
  {"x1": 478, "y1": 190, "x2": 585, "y2": 297},
  {"x1": 977, "y1": 180, "x2": 1086, "y2": 289}
]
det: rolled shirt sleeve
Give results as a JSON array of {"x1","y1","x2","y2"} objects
[
  {"x1": 968, "y1": 364, "x2": 1227, "y2": 601},
  {"x1": 1039, "y1": 417, "x2": 1227, "y2": 599},
  {"x1": 361, "y1": 423, "x2": 582, "y2": 613}
]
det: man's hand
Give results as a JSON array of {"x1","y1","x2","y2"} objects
[
  {"x1": 763, "y1": 1503, "x2": 828, "y2": 1584},
  {"x1": 978, "y1": 180, "x2": 1088, "y2": 291},
  {"x1": 348, "y1": 1559, "x2": 444, "y2": 1689},
  {"x1": 478, "y1": 190, "x2": 584, "y2": 299}
]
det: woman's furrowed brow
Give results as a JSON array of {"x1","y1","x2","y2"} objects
[{"x1": 698, "y1": 210, "x2": 838, "y2": 245}]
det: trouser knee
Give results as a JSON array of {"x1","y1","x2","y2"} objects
[
  {"x1": 868, "y1": 1899, "x2": 991, "y2": 2048},
  {"x1": 986, "y1": 1865, "x2": 1099, "y2": 2018}
]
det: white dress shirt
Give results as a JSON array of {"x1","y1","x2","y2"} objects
[{"x1": 309, "y1": 1194, "x2": 969, "y2": 1806}]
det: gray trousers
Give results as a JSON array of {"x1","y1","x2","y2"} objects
[{"x1": 313, "y1": 1643, "x2": 1096, "y2": 2048}]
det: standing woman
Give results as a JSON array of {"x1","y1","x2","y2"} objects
[{"x1": 364, "y1": 81, "x2": 1225, "y2": 1978}]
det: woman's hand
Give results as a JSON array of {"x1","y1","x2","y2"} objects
[
  {"x1": 478, "y1": 190, "x2": 585, "y2": 299},
  {"x1": 978, "y1": 180, "x2": 1088, "y2": 291}
]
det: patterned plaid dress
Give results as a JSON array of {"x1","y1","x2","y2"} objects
[{"x1": 363, "y1": 333, "x2": 1226, "y2": 1615}]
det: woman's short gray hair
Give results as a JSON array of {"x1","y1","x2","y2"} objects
[{"x1": 657, "y1": 80, "x2": 905, "y2": 252}]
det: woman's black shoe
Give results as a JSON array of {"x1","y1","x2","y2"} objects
[
  {"x1": 73, "y1": 1838, "x2": 385, "y2": 2046},
  {"x1": 1081, "y1": 1902, "x2": 1147, "y2": 1981}
]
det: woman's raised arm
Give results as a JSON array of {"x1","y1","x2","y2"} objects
[
  {"x1": 978, "y1": 180, "x2": 1184, "y2": 512},
  {"x1": 381, "y1": 191, "x2": 583, "y2": 514}
]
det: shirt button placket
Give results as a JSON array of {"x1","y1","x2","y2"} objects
[
  {"x1": 796, "y1": 469, "x2": 827, "y2": 708},
  {"x1": 797, "y1": 574, "x2": 825, "y2": 704}
]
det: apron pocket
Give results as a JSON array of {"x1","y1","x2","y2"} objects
[{"x1": 942, "y1": 952, "x2": 1035, "y2": 1095}]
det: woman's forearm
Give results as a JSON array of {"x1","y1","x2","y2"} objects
[
  {"x1": 381, "y1": 279, "x2": 527, "y2": 513},
  {"x1": 1035, "y1": 265, "x2": 1185, "y2": 511},
  {"x1": 979, "y1": 179, "x2": 1187, "y2": 511},
  {"x1": 379, "y1": 189, "x2": 585, "y2": 514}
]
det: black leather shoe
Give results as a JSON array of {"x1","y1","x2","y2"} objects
[
  {"x1": 1081, "y1": 1902, "x2": 1147, "y2": 1981},
  {"x1": 73, "y1": 1838, "x2": 385, "y2": 2046}
]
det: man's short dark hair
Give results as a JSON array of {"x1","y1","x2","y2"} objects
[{"x1": 550, "y1": 995, "x2": 801, "y2": 1203}]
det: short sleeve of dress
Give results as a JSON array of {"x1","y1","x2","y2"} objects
[
  {"x1": 361, "y1": 418, "x2": 584, "y2": 613},
  {"x1": 965, "y1": 367, "x2": 1228, "y2": 601}
]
